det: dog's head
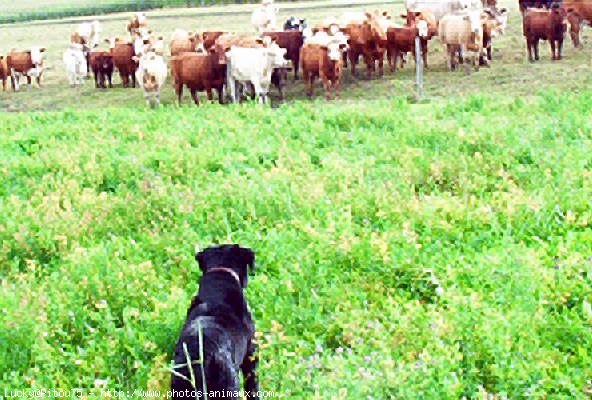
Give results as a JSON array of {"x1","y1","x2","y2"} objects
[{"x1": 195, "y1": 244, "x2": 255, "y2": 288}]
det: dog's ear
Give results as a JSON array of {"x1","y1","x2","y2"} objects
[
  {"x1": 195, "y1": 249, "x2": 207, "y2": 272},
  {"x1": 241, "y1": 247, "x2": 255, "y2": 272}
]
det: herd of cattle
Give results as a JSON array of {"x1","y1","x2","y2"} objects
[{"x1": 0, "y1": 0, "x2": 590, "y2": 106}]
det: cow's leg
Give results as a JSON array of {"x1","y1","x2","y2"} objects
[
  {"x1": 534, "y1": 38, "x2": 540, "y2": 61},
  {"x1": 421, "y1": 40, "x2": 429, "y2": 69},
  {"x1": 217, "y1": 86, "x2": 224, "y2": 104},
  {"x1": 304, "y1": 72, "x2": 313, "y2": 98},
  {"x1": 131, "y1": 72, "x2": 136, "y2": 88},
  {"x1": 348, "y1": 50, "x2": 357, "y2": 77},
  {"x1": 94, "y1": 70, "x2": 100, "y2": 88},
  {"x1": 363, "y1": 52, "x2": 373, "y2": 78},
  {"x1": 557, "y1": 39, "x2": 563, "y2": 60},
  {"x1": 526, "y1": 39, "x2": 534, "y2": 62},
  {"x1": 342, "y1": 50, "x2": 348, "y2": 68},
  {"x1": 252, "y1": 81, "x2": 264, "y2": 104},
  {"x1": 387, "y1": 45, "x2": 394, "y2": 72},
  {"x1": 445, "y1": 45, "x2": 453, "y2": 71},
  {"x1": 190, "y1": 88, "x2": 199, "y2": 105},
  {"x1": 10, "y1": 69, "x2": 18, "y2": 92},
  {"x1": 550, "y1": 40, "x2": 556, "y2": 60},
  {"x1": 206, "y1": 87, "x2": 214, "y2": 101},
  {"x1": 1, "y1": 78, "x2": 5, "y2": 91},
  {"x1": 175, "y1": 83, "x2": 183, "y2": 104},
  {"x1": 321, "y1": 74, "x2": 331, "y2": 100},
  {"x1": 392, "y1": 48, "x2": 399, "y2": 72},
  {"x1": 294, "y1": 54, "x2": 300, "y2": 80},
  {"x1": 227, "y1": 77, "x2": 238, "y2": 103},
  {"x1": 108, "y1": 73, "x2": 113, "y2": 88},
  {"x1": 377, "y1": 50, "x2": 384, "y2": 77}
]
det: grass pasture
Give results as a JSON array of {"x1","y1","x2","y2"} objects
[{"x1": 0, "y1": 0, "x2": 591, "y2": 397}]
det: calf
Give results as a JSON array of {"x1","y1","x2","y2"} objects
[
  {"x1": 386, "y1": 25, "x2": 419, "y2": 71},
  {"x1": 63, "y1": 43, "x2": 87, "y2": 86},
  {"x1": 226, "y1": 44, "x2": 288, "y2": 104},
  {"x1": 523, "y1": 6, "x2": 568, "y2": 61},
  {"x1": 439, "y1": 11, "x2": 487, "y2": 72},
  {"x1": 6, "y1": 47, "x2": 46, "y2": 91},
  {"x1": 263, "y1": 30, "x2": 303, "y2": 79},
  {"x1": 343, "y1": 13, "x2": 387, "y2": 78},
  {"x1": 300, "y1": 41, "x2": 347, "y2": 100},
  {"x1": 89, "y1": 51, "x2": 113, "y2": 88},
  {"x1": 170, "y1": 48, "x2": 226, "y2": 105},
  {"x1": 481, "y1": 8, "x2": 509, "y2": 63},
  {"x1": 135, "y1": 51, "x2": 168, "y2": 108},
  {"x1": 106, "y1": 38, "x2": 137, "y2": 87},
  {"x1": 0, "y1": 56, "x2": 8, "y2": 91}
]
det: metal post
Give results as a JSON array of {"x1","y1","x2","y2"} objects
[{"x1": 415, "y1": 36, "x2": 423, "y2": 100}]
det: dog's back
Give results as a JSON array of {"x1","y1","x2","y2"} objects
[{"x1": 171, "y1": 315, "x2": 240, "y2": 398}]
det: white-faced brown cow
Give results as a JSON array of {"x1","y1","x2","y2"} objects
[{"x1": 7, "y1": 47, "x2": 46, "y2": 91}]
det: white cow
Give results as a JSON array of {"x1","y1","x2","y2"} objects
[
  {"x1": 63, "y1": 43, "x2": 87, "y2": 86},
  {"x1": 439, "y1": 10, "x2": 487, "y2": 71},
  {"x1": 226, "y1": 43, "x2": 287, "y2": 104},
  {"x1": 251, "y1": 0, "x2": 279, "y2": 33},
  {"x1": 75, "y1": 20, "x2": 101, "y2": 49},
  {"x1": 405, "y1": 0, "x2": 482, "y2": 20},
  {"x1": 135, "y1": 51, "x2": 168, "y2": 108}
]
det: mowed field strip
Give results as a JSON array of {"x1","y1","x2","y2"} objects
[
  {"x1": 0, "y1": 0, "x2": 591, "y2": 111},
  {"x1": 0, "y1": 0, "x2": 591, "y2": 396}
]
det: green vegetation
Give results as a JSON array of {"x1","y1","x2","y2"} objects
[
  {"x1": 0, "y1": 0, "x2": 309, "y2": 25},
  {"x1": 1, "y1": 90, "x2": 591, "y2": 396}
]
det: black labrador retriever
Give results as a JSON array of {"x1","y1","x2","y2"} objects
[{"x1": 171, "y1": 244, "x2": 259, "y2": 399}]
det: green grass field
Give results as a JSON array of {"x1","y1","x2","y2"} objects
[
  {"x1": 0, "y1": 0, "x2": 288, "y2": 24},
  {"x1": 0, "y1": 0, "x2": 591, "y2": 397}
]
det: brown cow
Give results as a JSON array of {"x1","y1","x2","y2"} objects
[
  {"x1": 6, "y1": 47, "x2": 46, "y2": 91},
  {"x1": 523, "y1": 6, "x2": 568, "y2": 61},
  {"x1": 263, "y1": 30, "x2": 303, "y2": 79},
  {"x1": 300, "y1": 42, "x2": 346, "y2": 100},
  {"x1": 0, "y1": 56, "x2": 8, "y2": 91},
  {"x1": 203, "y1": 31, "x2": 225, "y2": 50},
  {"x1": 127, "y1": 13, "x2": 147, "y2": 37},
  {"x1": 170, "y1": 30, "x2": 204, "y2": 57},
  {"x1": 386, "y1": 25, "x2": 418, "y2": 71},
  {"x1": 343, "y1": 13, "x2": 387, "y2": 78},
  {"x1": 562, "y1": 0, "x2": 592, "y2": 47},
  {"x1": 170, "y1": 49, "x2": 226, "y2": 105},
  {"x1": 106, "y1": 38, "x2": 137, "y2": 87},
  {"x1": 89, "y1": 51, "x2": 114, "y2": 88}
]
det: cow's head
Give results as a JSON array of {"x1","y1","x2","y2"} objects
[
  {"x1": 30, "y1": 47, "x2": 46, "y2": 65},
  {"x1": 365, "y1": 12, "x2": 387, "y2": 41},
  {"x1": 268, "y1": 43, "x2": 288, "y2": 68},
  {"x1": 325, "y1": 41, "x2": 343, "y2": 61},
  {"x1": 101, "y1": 53, "x2": 113, "y2": 70}
]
